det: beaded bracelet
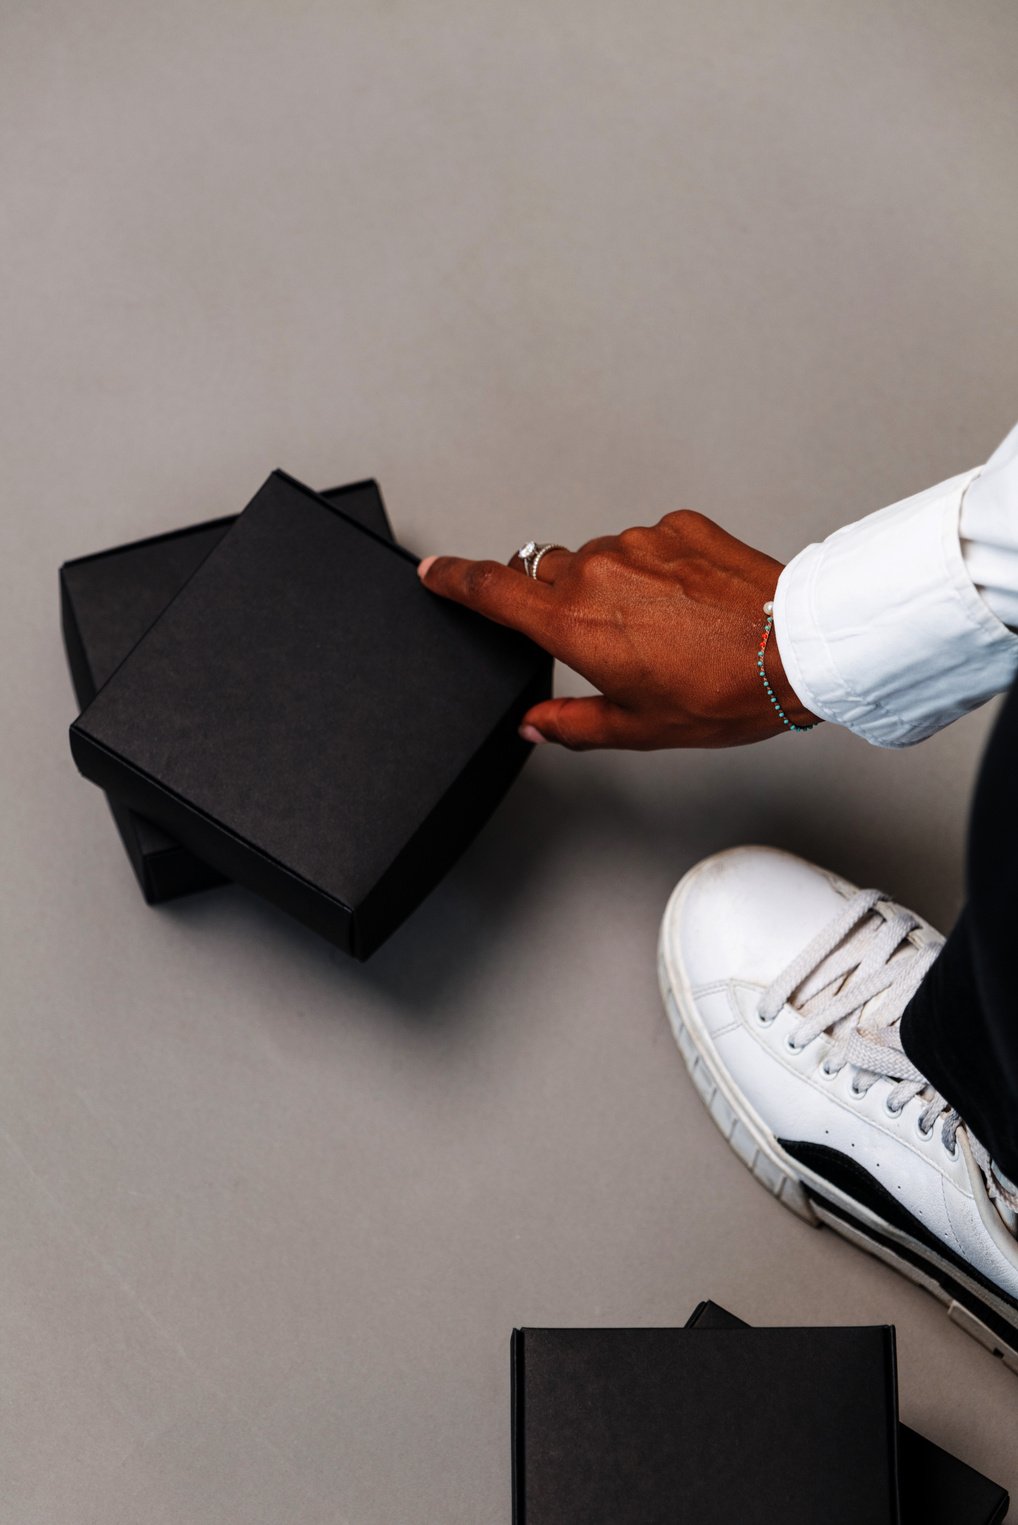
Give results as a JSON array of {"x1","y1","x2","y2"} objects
[{"x1": 757, "y1": 600, "x2": 817, "y2": 733}]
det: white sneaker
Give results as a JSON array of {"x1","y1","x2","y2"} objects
[{"x1": 658, "y1": 845, "x2": 1018, "y2": 1372}]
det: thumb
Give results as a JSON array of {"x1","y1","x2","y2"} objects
[{"x1": 520, "y1": 696, "x2": 645, "y2": 751}]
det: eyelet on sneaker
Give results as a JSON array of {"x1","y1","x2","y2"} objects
[
  {"x1": 884, "y1": 1096, "x2": 904, "y2": 1119},
  {"x1": 785, "y1": 1035, "x2": 802, "y2": 1054},
  {"x1": 916, "y1": 1116, "x2": 934, "y2": 1141},
  {"x1": 819, "y1": 1061, "x2": 837, "y2": 1080},
  {"x1": 756, "y1": 1007, "x2": 776, "y2": 1027},
  {"x1": 849, "y1": 1080, "x2": 868, "y2": 1100}
]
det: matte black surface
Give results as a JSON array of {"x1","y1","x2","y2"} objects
[
  {"x1": 60, "y1": 482, "x2": 393, "y2": 902},
  {"x1": 511, "y1": 1324, "x2": 900, "y2": 1525},
  {"x1": 686, "y1": 1301, "x2": 1009, "y2": 1525},
  {"x1": 69, "y1": 471, "x2": 551, "y2": 956}
]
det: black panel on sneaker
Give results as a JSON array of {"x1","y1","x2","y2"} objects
[{"x1": 780, "y1": 1139, "x2": 1018, "y2": 1342}]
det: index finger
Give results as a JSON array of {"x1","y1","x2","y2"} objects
[{"x1": 418, "y1": 554, "x2": 561, "y2": 650}]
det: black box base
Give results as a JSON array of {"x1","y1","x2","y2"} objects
[{"x1": 686, "y1": 1301, "x2": 1008, "y2": 1525}]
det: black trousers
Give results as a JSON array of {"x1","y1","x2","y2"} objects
[{"x1": 900, "y1": 672, "x2": 1018, "y2": 1183}]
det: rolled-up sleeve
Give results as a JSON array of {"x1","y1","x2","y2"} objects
[{"x1": 773, "y1": 427, "x2": 1018, "y2": 747}]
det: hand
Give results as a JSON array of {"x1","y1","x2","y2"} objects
[{"x1": 417, "y1": 511, "x2": 821, "y2": 750}]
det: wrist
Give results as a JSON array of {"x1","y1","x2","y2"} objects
[{"x1": 760, "y1": 599, "x2": 823, "y2": 732}]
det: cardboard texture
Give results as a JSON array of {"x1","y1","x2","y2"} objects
[
  {"x1": 510, "y1": 1324, "x2": 901, "y2": 1525},
  {"x1": 60, "y1": 481, "x2": 393, "y2": 903},
  {"x1": 686, "y1": 1300, "x2": 1009, "y2": 1525},
  {"x1": 69, "y1": 470, "x2": 551, "y2": 958}
]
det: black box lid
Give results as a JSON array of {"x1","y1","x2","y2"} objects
[
  {"x1": 686, "y1": 1300, "x2": 1009, "y2": 1525},
  {"x1": 511, "y1": 1323, "x2": 900, "y2": 1524},
  {"x1": 60, "y1": 481, "x2": 393, "y2": 903},
  {"x1": 69, "y1": 470, "x2": 550, "y2": 957}
]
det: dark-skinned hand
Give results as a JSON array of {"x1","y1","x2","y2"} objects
[{"x1": 417, "y1": 510, "x2": 821, "y2": 750}]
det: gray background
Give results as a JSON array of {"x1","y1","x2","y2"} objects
[{"x1": 3, "y1": 1, "x2": 1017, "y2": 1518}]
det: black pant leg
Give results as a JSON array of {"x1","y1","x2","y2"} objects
[{"x1": 900, "y1": 672, "x2": 1018, "y2": 1181}]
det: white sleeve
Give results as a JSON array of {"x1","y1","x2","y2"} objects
[
  {"x1": 772, "y1": 422, "x2": 1018, "y2": 747},
  {"x1": 959, "y1": 420, "x2": 1018, "y2": 630}
]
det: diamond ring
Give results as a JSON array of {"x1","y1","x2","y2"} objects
[{"x1": 515, "y1": 541, "x2": 567, "y2": 579}]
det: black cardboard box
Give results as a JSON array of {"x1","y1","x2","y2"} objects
[
  {"x1": 70, "y1": 470, "x2": 551, "y2": 958},
  {"x1": 511, "y1": 1324, "x2": 901, "y2": 1524},
  {"x1": 686, "y1": 1300, "x2": 1009, "y2": 1525},
  {"x1": 60, "y1": 481, "x2": 393, "y2": 903}
]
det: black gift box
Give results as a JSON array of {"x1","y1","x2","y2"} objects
[
  {"x1": 69, "y1": 471, "x2": 551, "y2": 958},
  {"x1": 60, "y1": 482, "x2": 393, "y2": 904},
  {"x1": 686, "y1": 1300, "x2": 1009, "y2": 1525},
  {"x1": 511, "y1": 1324, "x2": 901, "y2": 1524}
]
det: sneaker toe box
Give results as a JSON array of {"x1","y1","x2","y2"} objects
[{"x1": 661, "y1": 846, "x2": 857, "y2": 994}]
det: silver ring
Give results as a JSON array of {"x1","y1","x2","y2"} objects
[{"x1": 516, "y1": 540, "x2": 567, "y2": 579}]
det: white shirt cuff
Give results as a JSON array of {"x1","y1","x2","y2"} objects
[{"x1": 773, "y1": 469, "x2": 1018, "y2": 747}]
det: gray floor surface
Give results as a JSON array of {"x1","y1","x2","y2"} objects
[{"x1": 3, "y1": 1, "x2": 1018, "y2": 1518}]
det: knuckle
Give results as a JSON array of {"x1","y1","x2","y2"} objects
[
  {"x1": 617, "y1": 525, "x2": 655, "y2": 553},
  {"x1": 551, "y1": 706, "x2": 594, "y2": 751},
  {"x1": 463, "y1": 560, "x2": 501, "y2": 600},
  {"x1": 578, "y1": 546, "x2": 618, "y2": 580},
  {"x1": 662, "y1": 507, "x2": 712, "y2": 539}
]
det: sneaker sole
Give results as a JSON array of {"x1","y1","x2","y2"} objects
[{"x1": 658, "y1": 868, "x2": 1018, "y2": 1376}]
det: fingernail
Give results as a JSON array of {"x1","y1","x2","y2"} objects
[
  {"x1": 519, "y1": 724, "x2": 547, "y2": 745},
  {"x1": 417, "y1": 556, "x2": 437, "y2": 580}
]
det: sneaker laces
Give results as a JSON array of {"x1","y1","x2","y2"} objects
[{"x1": 759, "y1": 887, "x2": 1018, "y2": 1215}]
